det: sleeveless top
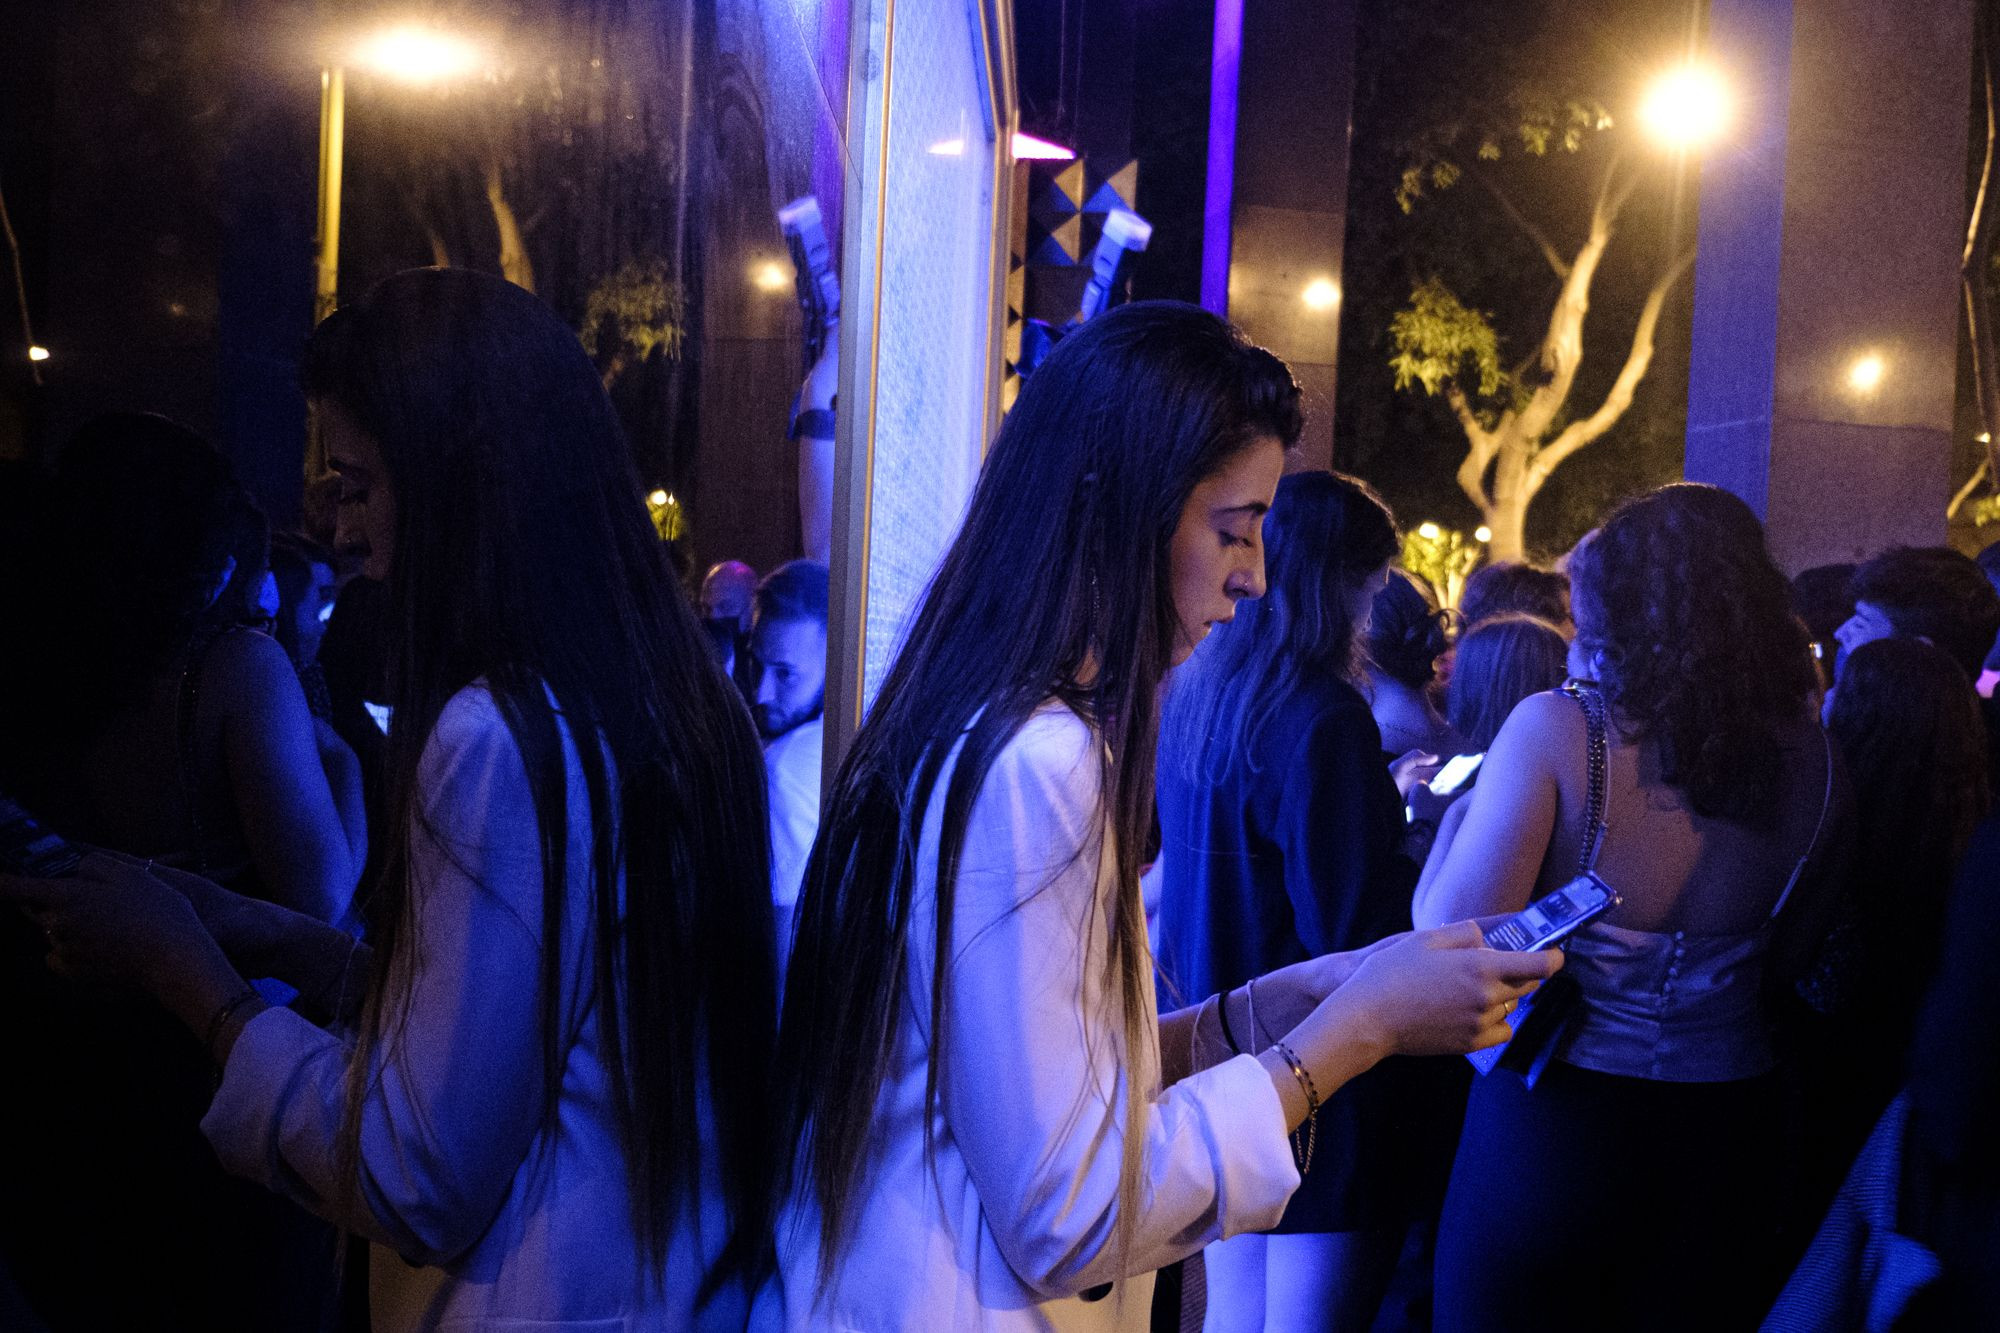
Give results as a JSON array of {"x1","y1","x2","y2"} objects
[
  {"x1": 1560, "y1": 922, "x2": 1774, "y2": 1082},
  {"x1": 1555, "y1": 702, "x2": 1833, "y2": 1085}
]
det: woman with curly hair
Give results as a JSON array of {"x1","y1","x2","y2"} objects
[{"x1": 1415, "y1": 484, "x2": 1847, "y2": 1332}]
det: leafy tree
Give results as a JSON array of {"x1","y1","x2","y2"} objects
[
  {"x1": 579, "y1": 257, "x2": 684, "y2": 388},
  {"x1": 1385, "y1": 91, "x2": 1693, "y2": 561}
]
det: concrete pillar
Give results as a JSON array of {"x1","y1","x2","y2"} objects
[
  {"x1": 1685, "y1": 0, "x2": 1973, "y2": 572},
  {"x1": 1202, "y1": 0, "x2": 1358, "y2": 471}
]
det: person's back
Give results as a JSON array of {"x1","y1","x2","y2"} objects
[
  {"x1": 1, "y1": 416, "x2": 353, "y2": 1332},
  {"x1": 23, "y1": 415, "x2": 361, "y2": 922},
  {"x1": 1419, "y1": 484, "x2": 1845, "y2": 1332},
  {"x1": 1483, "y1": 688, "x2": 1837, "y2": 1081}
]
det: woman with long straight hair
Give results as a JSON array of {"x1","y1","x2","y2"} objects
[
  {"x1": 5, "y1": 268, "x2": 778, "y2": 1328},
  {"x1": 1155, "y1": 470, "x2": 1462, "y2": 1332},
  {"x1": 768, "y1": 301, "x2": 1558, "y2": 1330}
]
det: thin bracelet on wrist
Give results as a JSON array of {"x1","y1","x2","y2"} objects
[
  {"x1": 1276, "y1": 1041, "x2": 1321, "y2": 1176},
  {"x1": 1216, "y1": 986, "x2": 1244, "y2": 1055},
  {"x1": 203, "y1": 989, "x2": 261, "y2": 1062}
]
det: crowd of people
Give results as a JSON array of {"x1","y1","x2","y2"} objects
[{"x1": 0, "y1": 273, "x2": 1994, "y2": 1332}]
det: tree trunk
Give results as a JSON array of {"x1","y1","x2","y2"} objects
[
  {"x1": 1968, "y1": 0, "x2": 2000, "y2": 481},
  {"x1": 1486, "y1": 424, "x2": 1533, "y2": 561},
  {"x1": 485, "y1": 160, "x2": 536, "y2": 294}
]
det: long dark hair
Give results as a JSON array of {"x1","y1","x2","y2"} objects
[
  {"x1": 1827, "y1": 638, "x2": 1990, "y2": 947},
  {"x1": 774, "y1": 301, "x2": 1301, "y2": 1279},
  {"x1": 303, "y1": 268, "x2": 774, "y2": 1297},
  {"x1": 1569, "y1": 483, "x2": 1816, "y2": 820},
  {"x1": 1366, "y1": 567, "x2": 1452, "y2": 690},
  {"x1": 1161, "y1": 470, "x2": 1397, "y2": 784}
]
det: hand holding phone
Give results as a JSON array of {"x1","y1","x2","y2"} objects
[
  {"x1": 0, "y1": 794, "x2": 81, "y2": 877},
  {"x1": 1466, "y1": 872, "x2": 1618, "y2": 1074}
]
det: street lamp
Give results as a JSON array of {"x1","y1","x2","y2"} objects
[
  {"x1": 1639, "y1": 64, "x2": 1729, "y2": 151},
  {"x1": 316, "y1": 25, "x2": 487, "y2": 323}
]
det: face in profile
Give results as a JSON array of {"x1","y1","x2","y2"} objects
[
  {"x1": 750, "y1": 614, "x2": 828, "y2": 739},
  {"x1": 318, "y1": 400, "x2": 396, "y2": 583},
  {"x1": 1167, "y1": 436, "x2": 1287, "y2": 666},
  {"x1": 291, "y1": 561, "x2": 338, "y2": 664}
]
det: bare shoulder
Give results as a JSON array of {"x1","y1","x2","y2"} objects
[
  {"x1": 1488, "y1": 688, "x2": 1582, "y2": 761},
  {"x1": 200, "y1": 628, "x2": 305, "y2": 711}
]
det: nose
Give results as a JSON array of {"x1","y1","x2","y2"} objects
[
  {"x1": 1230, "y1": 551, "x2": 1268, "y2": 602},
  {"x1": 755, "y1": 670, "x2": 778, "y2": 705}
]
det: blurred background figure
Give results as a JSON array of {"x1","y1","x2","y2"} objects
[
  {"x1": 700, "y1": 558, "x2": 759, "y2": 681},
  {"x1": 1457, "y1": 561, "x2": 1573, "y2": 634},
  {"x1": 0, "y1": 412, "x2": 361, "y2": 1329},
  {"x1": 1831, "y1": 546, "x2": 2000, "y2": 781},
  {"x1": 751, "y1": 558, "x2": 829, "y2": 961},
  {"x1": 1159, "y1": 471, "x2": 1456, "y2": 1333},
  {"x1": 266, "y1": 533, "x2": 339, "y2": 681},
  {"x1": 1362, "y1": 567, "x2": 1460, "y2": 761},
  {"x1": 1790, "y1": 638, "x2": 1990, "y2": 1230},
  {"x1": 1445, "y1": 613, "x2": 1570, "y2": 761},
  {"x1": 1791, "y1": 562, "x2": 1856, "y2": 694}
]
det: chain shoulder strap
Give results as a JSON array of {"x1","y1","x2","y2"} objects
[{"x1": 1560, "y1": 681, "x2": 1610, "y2": 875}]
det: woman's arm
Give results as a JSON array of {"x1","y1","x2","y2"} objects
[
  {"x1": 201, "y1": 688, "x2": 560, "y2": 1262},
  {"x1": 938, "y1": 717, "x2": 1301, "y2": 1298},
  {"x1": 95, "y1": 852, "x2": 370, "y2": 1025},
  {"x1": 1412, "y1": 691, "x2": 1572, "y2": 929},
  {"x1": 313, "y1": 715, "x2": 370, "y2": 889},
  {"x1": 213, "y1": 632, "x2": 362, "y2": 922}
]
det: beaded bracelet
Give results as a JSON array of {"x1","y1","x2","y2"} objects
[{"x1": 1276, "y1": 1041, "x2": 1321, "y2": 1176}]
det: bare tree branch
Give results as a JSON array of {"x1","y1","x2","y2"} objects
[
  {"x1": 1966, "y1": 0, "x2": 2000, "y2": 480},
  {"x1": 1528, "y1": 248, "x2": 1695, "y2": 490},
  {"x1": 1447, "y1": 382, "x2": 1500, "y2": 510},
  {"x1": 0, "y1": 182, "x2": 41, "y2": 387},
  {"x1": 1464, "y1": 162, "x2": 1570, "y2": 280},
  {"x1": 1950, "y1": 458, "x2": 1993, "y2": 520}
]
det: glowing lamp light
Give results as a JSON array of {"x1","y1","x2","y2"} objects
[
  {"x1": 929, "y1": 133, "x2": 1076, "y2": 160},
  {"x1": 1980, "y1": 432, "x2": 1994, "y2": 444},
  {"x1": 753, "y1": 261, "x2": 790, "y2": 292},
  {"x1": 1475, "y1": 525, "x2": 1494, "y2": 543},
  {"x1": 1013, "y1": 132, "x2": 1075, "y2": 160},
  {"x1": 1639, "y1": 64, "x2": 1729, "y2": 150},
  {"x1": 1417, "y1": 521, "x2": 1443, "y2": 541},
  {"x1": 1301, "y1": 278, "x2": 1341, "y2": 312},
  {"x1": 647, "y1": 489, "x2": 670, "y2": 507},
  {"x1": 351, "y1": 25, "x2": 483, "y2": 84},
  {"x1": 27, "y1": 345, "x2": 50, "y2": 362},
  {"x1": 1847, "y1": 353, "x2": 1887, "y2": 394}
]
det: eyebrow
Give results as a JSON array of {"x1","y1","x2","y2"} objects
[{"x1": 1213, "y1": 501, "x2": 1270, "y2": 519}]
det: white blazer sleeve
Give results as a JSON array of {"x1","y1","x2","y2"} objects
[
  {"x1": 938, "y1": 713, "x2": 1299, "y2": 1300},
  {"x1": 202, "y1": 687, "x2": 558, "y2": 1265}
]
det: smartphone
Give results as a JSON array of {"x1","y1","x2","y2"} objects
[
  {"x1": 1481, "y1": 872, "x2": 1618, "y2": 952},
  {"x1": 1466, "y1": 872, "x2": 1618, "y2": 1074},
  {"x1": 1429, "y1": 751, "x2": 1485, "y2": 796},
  {"x1": 0, "y1": 794, "x2": 82, "y2": 877}
]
